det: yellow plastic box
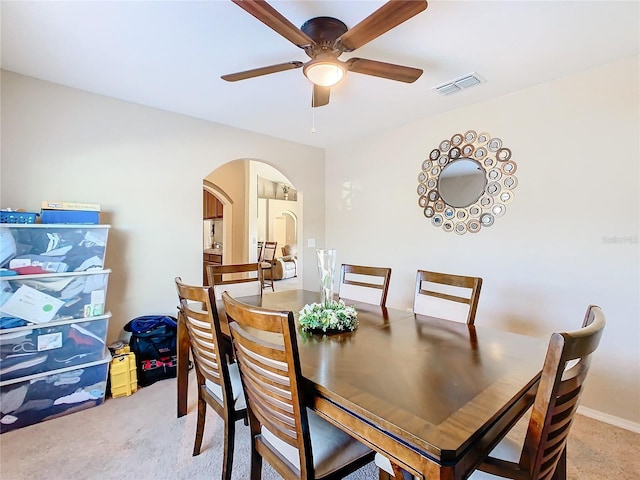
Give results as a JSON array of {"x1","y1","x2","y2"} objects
[{"x1": 110, "y1": 352, "x2": 138, "y2": 398}]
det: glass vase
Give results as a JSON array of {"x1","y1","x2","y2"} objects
[{"x1": 316, "y1": 248, "x2": 336, "y2": 307}]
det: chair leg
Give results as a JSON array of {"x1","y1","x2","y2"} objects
[
  {"x1": 391, "y1": 463, "x2": 405, "y2": 479},
  {"x1": 221, "y1": 418, "x2": 235, "y2": 480},
  {"x1": 379, "y1": 469, "x2": 392, "y2": 480},
  {"x1": 250, "y1": 439, "x2": 262, "y2": 480},
  {"x1": 262, "y1": 268, "x2": 274, "y2": 291},
  {"x1": 192, "y1": 394, "x2": 206, "y2": 456}
]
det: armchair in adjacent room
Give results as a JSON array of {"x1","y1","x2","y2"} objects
[{"x1": 263, "y1": 244, "x2": 298, "y2": 281}]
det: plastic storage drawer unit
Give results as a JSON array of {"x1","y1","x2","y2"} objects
[
  {"x1": 0, "y1": 269, "x2": 111, "y2": 325},
  {"x1": 0, "y1": 314, "x2": 110, "y2": 381},
  {"x1": 0, "y1": 350, "x2": 111, "y2": 433},
  {"x1": 0, "y1": 224, "x2": 110, "y2": 275}
]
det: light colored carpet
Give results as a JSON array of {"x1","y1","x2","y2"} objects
[
  {"x1": 0, "y1": 372, "x2": 375, "y2": 480},
  {"x1": 0, "y1": 372, "x2": 638, "y2": 480}
]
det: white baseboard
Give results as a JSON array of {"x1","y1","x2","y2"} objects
[{"x1": 577, "y1": 406, "x2": 640, "y2": 434}]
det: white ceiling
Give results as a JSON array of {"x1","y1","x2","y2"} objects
[{"x1": 2, "y1": 1, "x2": 638, "y2": 149}]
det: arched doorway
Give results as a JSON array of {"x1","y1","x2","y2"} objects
[
  {"x1": 274, "y1": 210, "x2": 297, "y2": 248},
  {"x1": 203, "y1": 159, "x2": 302, "y2": 290},
  {"x1": 203, "y1": 181, "x2": 233, "y2": 265}
]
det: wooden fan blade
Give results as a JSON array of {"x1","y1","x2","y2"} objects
[
  {"x1": 232, "y1": 0, "x2": 314, "y2": 48},
  {"x1": 338, "y1": 0, "x2": 428, "y2": 52},
  {"x1": 312, "y1": 85, "x2": 330, "y2": 108},
  {"x1": 346, "y1": 57, "x2": 422, "y2": 83},
  {"x1": 221, "y1": 61, "x2": 303, "y2": 82}
]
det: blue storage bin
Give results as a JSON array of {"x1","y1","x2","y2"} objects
[
  {"x1": 0, "y1": 212, "x2": 39, "y2": 224},
  {"x1": 40, "y1": 210, "x2": 99, "y2": 225}
]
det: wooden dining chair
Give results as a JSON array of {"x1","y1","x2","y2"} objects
[
  {"x1": 206, "y1": 262, "x2": 263, "y2": 301},
  {"x1": 257, "y1": 241, "x2": 264, "y2": 262},
  {"x1": 413, "y1": 270, "x2": 483, "y2": 325},
  {"x1": 339, "y1": 264, "x2": 392, "y2": 307},
  {"x1": 260, "y1": 241, "x2": 278, "y2": 291},
  {"x1": 376, "y1": 304, "x2": 606, "y2": 480},
  {"x1": 222, "y1": 291, "x2": 376, "y2": 480},
  {"x1": 174, "y1": 277, "x2": 248, "y2": 480}
]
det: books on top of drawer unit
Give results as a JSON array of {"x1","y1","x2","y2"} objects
[{"x1": 39, "y1": 201, "x2": 101, "y2": 225}]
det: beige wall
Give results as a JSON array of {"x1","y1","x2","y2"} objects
[
  {"x1": 324, "y1": 56, "x2": 640, "y2": 426},
  {"x1": 2, "y1": 57, "x2": 638, "y2": 427},
  {"x1": 268, "y1": 199, "x2": 298, "y2": 249},
  {"x1": 0, "y1": 70, "x2": 325, "y2": 342},
  {"x1": 206, "y1": 159, "x2": 248, "y2": 264}
]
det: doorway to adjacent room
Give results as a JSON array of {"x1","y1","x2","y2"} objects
[{"x1": 202, "y1": 159, "x2": 302, "y2": 289}]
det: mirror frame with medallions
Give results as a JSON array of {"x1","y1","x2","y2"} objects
[{"x1": 417, "y1": 130, "x2": 518, "y2": 234}]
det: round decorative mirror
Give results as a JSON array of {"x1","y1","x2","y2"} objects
[
  {"x1": 438, "y1": 158, "x2": 486, "y2": 208},
  {"x1": 417, "y1": 130, "x2": 517, "y2": 234}
]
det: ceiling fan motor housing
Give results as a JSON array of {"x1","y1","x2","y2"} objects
[{"x1": 301, "y1": 17, "x2": 348, "y2": 57}]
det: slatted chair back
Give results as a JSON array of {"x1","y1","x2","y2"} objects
[
  {"x1": 519, "y1": 305, "x2": 605, "y2": 480},
  {"x1": 175, "y1": 277, "x2": 247, "y2": 480},
  {"x1": 175, "y1": 278, "x2": 228, "y2": 399},
  {"x1": 263, "y1": 241, "x2": 278, "y2": 263},
  {"x1": 222, "y1": 291, "x2": 314, "y2": 478},
  {"x1": 339, "y1": 264, "x2": 392, "y2": 307},
  {"x1": 206, "y1": 262, "x2": 263, "y2": 301},
  {"x1": 261, "y1": 241, "x2": 278, "y2": 291},
  {"x1": 413, "y1": 270, "x2": 482, "y2": 325}
]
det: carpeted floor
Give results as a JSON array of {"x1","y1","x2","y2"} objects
[{"x1": 0, "y1": 373, "x2": 638, "y2": 480}]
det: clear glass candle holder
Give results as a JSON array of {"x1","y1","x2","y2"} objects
[{"x1": 316, "y1": 248, "x2": 336, "y2": 307}]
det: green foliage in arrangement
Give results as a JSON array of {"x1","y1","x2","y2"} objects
[{"x1": 298, "y1": 300, "x2": 358, "y2": 333}]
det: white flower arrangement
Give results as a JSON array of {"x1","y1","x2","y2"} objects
[{"x1": 298, "y1": 300, "x2": 358, "y2": 333}]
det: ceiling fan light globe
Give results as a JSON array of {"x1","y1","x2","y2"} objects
[{"x1": 304, "y1": 61, "x2": 346, "y2": 87}]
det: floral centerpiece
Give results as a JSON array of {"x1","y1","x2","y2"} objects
[
  {"x1": 298, "y1": 300, "x2": 358, "y2": 334},
  {"x1": 298, "y1": 248, "x2": 358, "y2": 334}
]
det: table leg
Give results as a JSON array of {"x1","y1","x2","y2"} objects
[{"x1": 177, "y1": 314, "x2": 189, "y2": 417}]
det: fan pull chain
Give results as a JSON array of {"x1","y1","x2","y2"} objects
[{"x1": 311, "y1": 106, "x2": 316, "y2": 133}]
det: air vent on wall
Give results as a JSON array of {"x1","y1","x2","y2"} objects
[{"x1": 433, "y1": 72, "x2": 485, "y2": 96}]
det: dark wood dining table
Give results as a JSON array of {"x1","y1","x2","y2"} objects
[{"x1": 176, "y1": 290, "x2": 551, "y2": 480}]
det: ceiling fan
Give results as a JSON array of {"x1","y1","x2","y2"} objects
[{"x1": 222, "y1": 0, "x2": 428, "y2": 107}]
